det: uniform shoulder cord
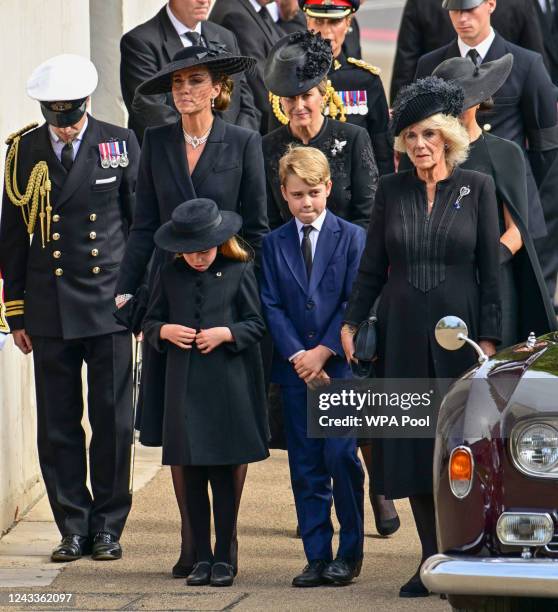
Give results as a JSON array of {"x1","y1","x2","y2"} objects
[
  {"x1": 0, "y1": 276, "x2": 9, "y2": 333},
  {"x1": 4, "y1": 122, "x2": 52, "y2": 248},
  {"x1": 270, "y1": 79, "x2": 347, "y2": 126},
  {"x1": 347, "y1": 57, "x2": 382, "y2": 76}
]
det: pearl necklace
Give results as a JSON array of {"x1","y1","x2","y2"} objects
[{"x1": 182, "y1": 126, "x2": 211, "y2": 149}]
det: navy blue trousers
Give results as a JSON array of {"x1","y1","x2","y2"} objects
[{"x1": 281, "y1": 384, "x2": 364, "y2": 563}]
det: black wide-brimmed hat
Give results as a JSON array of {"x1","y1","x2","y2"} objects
[
  {"x1": 442, "y1": 0, "x2": 484, "y2": 8},
  {"x1": 138, "y1": 46, "x2": 256, "y2": 95},
  {"x1": 390, "y1": 76, "x2": 465, "y2": 136},
  {"x1": 264, "y1": 31, "x2": 333, "y2": 97},
  {"x1": 432, "y1": 54, "x2": 513, "y2": 110},
  {"x1": 154, "y1": 199, "x2": 242, "y2": 253}
]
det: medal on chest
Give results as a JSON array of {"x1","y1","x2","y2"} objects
[{"x1": 98, "y1": 140, "x2": 130, "y2": 168}]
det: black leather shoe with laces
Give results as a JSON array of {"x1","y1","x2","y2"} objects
[
  {"x1": 91, "y1": 532, "x2": 122, "y2": 561},
  {"x1": 321, "y1": 557, "x2": 362, "y2": 585},
  {"x1": 292, "y1": 559, "x2": 329, "y2": 587},
  {"x1": 51, "y1": 535, "x2": 90, "y2": 562}
]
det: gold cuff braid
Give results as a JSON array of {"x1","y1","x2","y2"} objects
[{"x1": 4, "y1": 123, "x2": 53, "y2": 248}]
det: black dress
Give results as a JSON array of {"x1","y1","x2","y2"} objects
[
  {"x1": 461, "y1": 133, "x2": 557, "y2": 344},
  {"x1": 263, "y1": 118, "x2": 378, "y2": 230},
  {"x1": 345, "y1": 167, "x2": 502, "y2": 498},
  {"x1": 143, "y1": 256, "x2": 269, "y2": 466}
]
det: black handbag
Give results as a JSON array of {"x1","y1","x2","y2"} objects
[{"x1": 350, "y1": 297, "x2": 380, "y2": 379}]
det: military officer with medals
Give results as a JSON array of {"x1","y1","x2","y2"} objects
[
  {"x1": 298, "y1": 0, "x2": 394, "y2": 175},
  {"x1": 0, "y1": 54, "x2": 140, "y2": 562}
]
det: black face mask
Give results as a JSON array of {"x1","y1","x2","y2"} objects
[{"x1": 40, "y1": 100, "x2": 87, "y2": 128}]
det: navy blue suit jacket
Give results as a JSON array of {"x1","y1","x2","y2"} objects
[{"x1": 260, "y1": 211, "x2": 366, "y2": 386}]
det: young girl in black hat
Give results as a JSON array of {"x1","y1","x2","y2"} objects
[{"x1": 143, "y1": 198, "x2": 269, "y2": 587}]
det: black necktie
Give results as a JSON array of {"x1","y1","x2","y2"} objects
[
  {"x1": 258, "y1": 6, "x2": 276, "y2": 35},
  {"x1": 301, "y1": 225, "x2": 314, "y2": 278},
  {"x1": 184, "y1": 31, "x2": 204, "y2": 47},
  {"x1": 467, "y1": 48, "x2": 482, "y2": 68},
  {"x1": 61, "y1": 142, "x2": 74, "y2": 172}
]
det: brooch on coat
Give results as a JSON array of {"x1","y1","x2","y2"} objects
[
  {"x1": 331, "y1": 139, "x2": 347, "y2": 157},
  {"x1": 454, "y1": 186, "x2": 471, "y2": 209}
]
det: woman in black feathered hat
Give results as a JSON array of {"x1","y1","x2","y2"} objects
[
  {"x1": 143, "y1": 198, "x2": 269, "y2": 587},
  {"x1": 115, "y1": 46, "x2": 268, "y2": 580},
  {"x1": 342, "y1": 76, "x2": 502, "y2": 597},
  {"x1": 433, "y1": 55, "x2": 557, "y2": 343}
]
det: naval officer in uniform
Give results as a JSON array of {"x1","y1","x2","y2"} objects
[{"x1": 0, "y1": 55, "x2": 140, "y2": 562}]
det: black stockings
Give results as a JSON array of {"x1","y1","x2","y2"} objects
[
  {"x1": 183, "y1": 465, "x2": 236, "y2": 563},
  {"x1": 360, "y1": 445, "x2": 399, "y2": 522},
  {"x1": 409, "y1": 493, "x2": 437, "y2": 566}
]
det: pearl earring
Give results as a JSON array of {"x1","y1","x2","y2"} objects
[{"x1": 211, "y1": 97, "x2": 215, "y2": 109}]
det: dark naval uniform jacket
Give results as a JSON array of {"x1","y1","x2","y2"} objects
[
  {"x1": 416, "y1": 32, "x2": 558, "y2": 241},
  {"x1": 0, "y1": 116, "x2": 140, "y2": 339},
  {"x1": 328, "y1": 53, "x2": 394, "y2": 176},
  {"x1": 120, "y1": 7, "x2": 260, "y2": 143}
]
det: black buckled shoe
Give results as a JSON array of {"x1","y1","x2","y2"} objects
[
  {"x1": 51, "y1": 535, "x2": 90, "y2": 562},
  {"x1": 321, "y1": 557, "x2": 362, "y2": 585},
  {"x1": 210, "y1": 562, "x2": 235, "y2": 587},
  {"x1": 186, "y1": 561, "x2": 212, "y2": 586},
  {"x1": 292, "y1": 559, "x2": 329, "y2": 587},
  {"x1": 91, "y1": 532, "x2": 122, "y2": 561}
]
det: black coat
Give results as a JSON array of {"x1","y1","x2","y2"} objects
[
  {"x1": 143, "y1": 256, "x2": 269, "y2": 466},
  {"x1": 209, "y1": 0, "x2": 284, "y2": 133},
  {"x1": 116, "y1": 116, "x2": 269, "y2": 295},
  {"x1": 116, "y1": 116, "x2": 268, "y2": 446},
  {"x1": 0, "y1": 116, "x2": 139, "y2": 339},
  {"x1": 390, "y1": 0, "x2": 547, "y2": 103},
  {"x1": 416, "y1": 32, "x2": 558, "y2": 241},
  {"x1": 534, "y1": 0, "x2": 558, "y2": 85},
  {"x1": 262, "y1": 118, "x2": 378, "y2": 230},
  {"x1": 344, "y1": 168, "x2": 501, "y2": 498},
  {"x1": 461, "y1": 133, "x2": 557, "y2": 340},
  {"x1": 342, "y1": 16, "x2": 362, "y2": 60},
  {"x1": 120, "y1": 8, "x2": 260, "y2": 142}
]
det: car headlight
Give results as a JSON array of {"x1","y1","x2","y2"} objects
[{"x1": 512, "y1": 423, "x2": 558, "y2": 477}]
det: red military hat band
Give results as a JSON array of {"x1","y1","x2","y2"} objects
[{"x1": 300, "y1": 0, "x2": 359, "y2": 19}]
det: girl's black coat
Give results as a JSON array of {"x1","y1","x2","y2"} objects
[{"x1": 143, "y1": 257, "x2": 269, "y2": 466}]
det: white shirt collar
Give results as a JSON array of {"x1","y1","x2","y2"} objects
[
  {"x1": 166, "y1": 3, "x2": 202, "y2": 37},
  {"x1": 457, "y1": 27, "x2": 496, "y2": 62},
  {"x1": 48, "y1": 116, "x2": 88, "y2": 144},
  {"x1": 248, "y1": 0, "x2": 279, "y2": 21},
  {"x1": 295, "y1": 208, "x2": 328, "y2": 235}
]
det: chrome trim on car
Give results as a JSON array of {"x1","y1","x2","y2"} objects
[
  {"x1": 421, "y1": 553, "x2": 558, "y2": 597},
  {"x1": 448, "y1": 445, "x2": 474, "y2": 499},
  {"x1": 510, "y1": 420, "x2": 558, "y2": 480}
]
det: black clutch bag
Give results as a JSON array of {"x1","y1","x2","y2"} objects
[{"x1": 350, "y1": 296, "x2": 380, "y2": 379}]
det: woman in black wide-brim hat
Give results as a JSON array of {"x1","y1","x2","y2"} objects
[
  {"x1": 262, "y1": 30, "x2": 379, "y2": 231},
  {"x1": 342, "y1": 76, "x2": 502, "y2": 597},
  {"x1": 433, "y1": 54, "x2": 558, "y2": 343},
  {"x1": 143, "y1": 198, "x2": 269, "y2": 587},
  {"x1": 114, "y1": 46, "x2": 269, "y2": 579}
]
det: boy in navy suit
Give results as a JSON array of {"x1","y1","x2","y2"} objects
[{"x1": 260, "y1": 146, "x2": 366, "y2": 587}]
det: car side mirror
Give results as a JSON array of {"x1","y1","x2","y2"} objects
[{"x1": 435, "y1": 316, "x2": 488, "y2": 364}]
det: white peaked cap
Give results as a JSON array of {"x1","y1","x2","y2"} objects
[{"x1": 26, "y1": 54, "x2": 98, "y2": 101}]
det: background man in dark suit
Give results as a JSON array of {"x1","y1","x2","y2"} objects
[
  {"x1": 534, "y1": 0, "x2": 558, "y2": 85},
  {"x1": 0, "y1": 55, "x2": 140, "y2": 563},
  {"x1": 390, "y1": 0, "x2": 546, "y2": 103},
  {"x1": 209, "y1": 0, "x2": 284, "y2": 133},
  {"x1": 416, "y1": 0, "x2": 558, "y2": 304},
  {"x1": 120, "y1": 0, "x2": 260, "y2": 143}
]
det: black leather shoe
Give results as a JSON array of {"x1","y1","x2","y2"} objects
[
  {"x1": 186, "y1": 561, "x2": 212, "y2": 586},
  {"x1": 399, "y1": 572, "x2": 429, "y2": 597},
  {"x1": 321, "y1": 557, "x2": 362, "y2": 585},
  {"x1": 292, "y1": 560, "x2": 329, "y2": 587},
  {"x1": 91, "y1": 532, "x2": 122, "y2": 561},
  {"x1": 51, "y1": 535, "x2": 90, "y2": 562},
  {"x1": 210, "y1": 562, "x2": 234, "y2": 587},
  {"x1": 370, "y1": 491, "x2": 401, "y2": 537}
]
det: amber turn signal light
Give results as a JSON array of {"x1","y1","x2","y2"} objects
[{"x1": 449, "y1": 446, "x2": 474, "y2": 499}]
